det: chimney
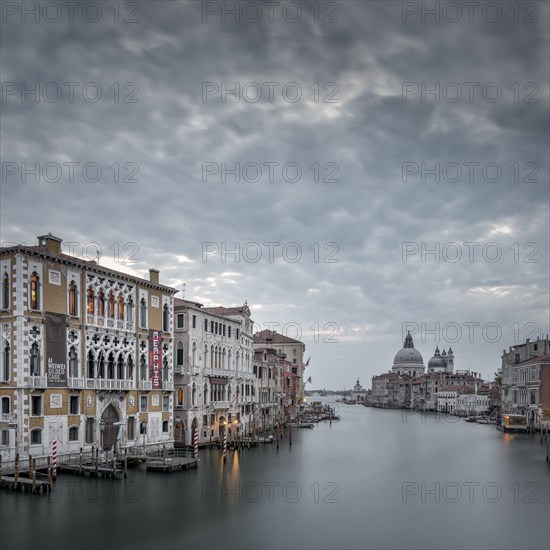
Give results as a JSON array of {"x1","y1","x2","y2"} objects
[
  {"x1": 37, "y1": 233, "x2": 62, "y2": 255},
  {"x1": 149, "y1": 269, "x2": 159, "y2": 284}
]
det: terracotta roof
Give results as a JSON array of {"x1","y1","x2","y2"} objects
[
  {"x1": 515, "y1": 353, "x2": 550, "y2": 365},
  {"x1": 204, "y1": 306, "x2": 249, "y2": 316},
  {"x1": 254, "y1": 330, "x2": 304, "y2": 345},
  {"x1": 174, "y1": 297, "x2": 204, "y2": 308}
]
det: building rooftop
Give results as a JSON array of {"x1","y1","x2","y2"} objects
[{"x1": 254, "y1": 329, "x2": 304, "y2": 346}]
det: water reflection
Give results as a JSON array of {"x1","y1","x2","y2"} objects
[{"x1": 1, "y1": 399, "x2": 548, "y2": 550}]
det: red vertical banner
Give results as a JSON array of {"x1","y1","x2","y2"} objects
[{"x1": 149, "y1": 330, "x2": 163, "y2": 389}]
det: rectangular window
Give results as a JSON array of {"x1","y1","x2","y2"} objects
[
  {"x1": 140, "y1": 395, "x2": 147, "y2": 412},
  {"x1": 0, "y1": 430, "x2": 8, "y2": 446},
  {"x1": 162, "y1": 420, "x2": 168, "y2": 433},
  {"x1": 223, "y1": 325, "x2": 226, "y2": 336},
  {"x1": 177, "y1": 346, "x2": 184, "y2": 366},
  {"x1": 228, "y1": 327, "x2": 232, "y2": 338},
  {"x1": 31, "y1": 395, "x2": 42, "y2": 416},
  {"x1": 204, "y1": 319, "x2": 208, "y2": 331},
  {"x1": 211, "y1": 321, "x2": 214, "y2": 333},
  {"x1": 236, "y1": 329, "x2": 240, "y2": 340},
  {"x1": 85, "y1": 418, "x2": 94, "y2": 444},
  {"x1": 1, "y1": 398, "x2": 9, "y2": 414},
  {"x1": 31, "y1": 429, "x2": 42, "y2": 445},
  {"x1": 69, "y1": 395, "x2": 79, "y2": 415},
  {"x1": 177, "y1": 314, "x2": 184, "y2": 329},
  {"x1": 163, "y1": 396, "x2": 169, "y2": 411},
  {"x1": 192, "y1": 315, "x2": 196, "y2": 329},
  {"x1": 69, "y1": 426, "x2": 79, "y2": 441},
  {"x1": 210, "y1": 414, "x2": 215, "y2": 425},
  {"x1": 203, "y1": 415, "x2": 208, "y2": 425},
  {"x1": 127, "y1": 417, "x2": 135, "y2": 440}
]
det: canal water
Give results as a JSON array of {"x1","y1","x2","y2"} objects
[{"x1": 1, "y1": 400, "x2": 549, "y2": 550}]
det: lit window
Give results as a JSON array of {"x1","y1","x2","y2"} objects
[
  {"x1": 30, "y1": 272, "x2": 40, "y2": 310},
  {"x1": 87, "y1": 287, "x2": 95, "y2": 315},
  {"x1": 69, "y1": 281, "x2": 78, "y2": 316}
]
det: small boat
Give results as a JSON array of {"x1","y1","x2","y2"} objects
[
  {"x1": 464, "y1": 416, "x2": 478, "y2": 423},
  {"x1": 257, "y1": 435, "x2": 274, "y2": 444},
  {"x1": 291, "y1": 423, "x2": 315, "y2": 429},
  {"x1": 477, "y1": 419, "x2": 490, "y2": 425}
]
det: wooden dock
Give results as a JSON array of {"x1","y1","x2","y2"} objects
[{"x1": 0, "y1": 455, "x2": 53, "y2": 494}]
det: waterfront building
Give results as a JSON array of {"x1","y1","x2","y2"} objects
[
  {"x1": 0, "y1": 234, "x2": 177, "y2": 461},
  {"x1": 351, "y1": 378, "x2": 368, "y2": 403},
  {"x1": 501, "y1": 336, "x2": 550, "y2": 427},
  {"x1": 370, "y1": 372, "x2": 400, "y2": 407},
  {"x1": 253, "y1": 347, "x2": 288, "y2": 430},
  {"x1": 254, "y1": 330, "x2": 307, "y2": 402},
  {"x1": 456, "y1": 393, "x2": 490, "y2": 417},
  {"x1": 172, "y1": 298, "x2": 255, "y2": 446},
  {"x1": 370, "y1": 332, "x2": 486, "y2": 413}
]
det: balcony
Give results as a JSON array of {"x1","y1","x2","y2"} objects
[
  {"x1": 162, "y1": 382, "x2": 174, "y2": 391},
  {"x1": 192, "y1": 366, "x2": 201, "y2": 376},
  {"x1": 208, "y1": 368, "x2": 232, "y2": 378},
  {"x1": 212, "y1": 401, "x2": 230, "y2": 409},
  {"x1": 174, "y1": 365, "x2": 185, "y2": 375},
  {"x1": 139, "y1": 380, "x2": 152, "y2": 391},
  {"x1": 68, "y1": 377, "x2": 85, "y2": 389},
  {"x1": 85, "y1": 315, "x2": 135, "y2": 333},
  {"x1": 85, "y1": 379, "x2": 134, "y2": 390},
  {"x1": 29, "y1": 376, "x2": 47, "y2": 388}
]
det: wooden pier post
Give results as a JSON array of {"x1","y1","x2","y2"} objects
[
  {"x1": 124, "y1": 449, "x2": 128, "y2": 478},
  {"x1": 14, "y1": 453, "x2": 19, "y2": 490},
  {"x1": 112, "y1": 450, "x2": 116, "y2": 478},
  {"x1": 47, "y1": 456, "x2": 52, "y2": 489},
  {"x1": 163, "y1": 445, "x2": 166, "y2": 468},
  {"x1": 31, "y1": 458, "x2": 37, "y2": 494},
  {"x1": 79, "y1": 447, "x2": 83, "y2": 476},
  {"x1": 289, "y1": 422, "x2": 292, "y2": 447},
  {"x1": 277, "y1": 422, "x2": 280, "y2": 450},
  {"x1": 95, "y1": 447, "x2": 99, "y2": 477}
]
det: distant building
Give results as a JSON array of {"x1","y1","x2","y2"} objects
[
  {"x1": 351, "y1": 379, "x2": 368, "y2": 403},
  {"x1": 254, "y1": 330, "x2": 307, "y2": 402},
  {"x1": 391, "y1": 331, "x2": 425, "y2": 378}
]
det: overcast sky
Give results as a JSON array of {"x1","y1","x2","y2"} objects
[{"x1": 1, "y1": 1, "x2": 549, "y2": 389}]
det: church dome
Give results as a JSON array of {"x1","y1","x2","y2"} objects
[
  {"x1": 428, "y1": 346, "x2": 447, "y2": 370},
  {"x1": 393, "y1": 331, "x2": 424, "y2": 364}
]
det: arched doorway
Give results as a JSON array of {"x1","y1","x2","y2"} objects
[
  {"x1": 101, "y1": 404, "x2": 120, "y2": 450},
  {"x1": 174, "y1": 419, "x2": 184, "y2": 446}
]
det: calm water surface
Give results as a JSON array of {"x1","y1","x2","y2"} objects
[{"x1": 1, "y1": 400, "x2": 549, "y2": 550}]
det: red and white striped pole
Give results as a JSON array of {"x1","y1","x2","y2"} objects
[
  {"x1": 223, "y1": 429, "x2": 227, "y2": 462},
  {"x1": 193, "y1": 429, "x2": 199, "y2": 460},
  {"x1": 52, "y1": 440, "x2": 57, "y2": 478}
]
